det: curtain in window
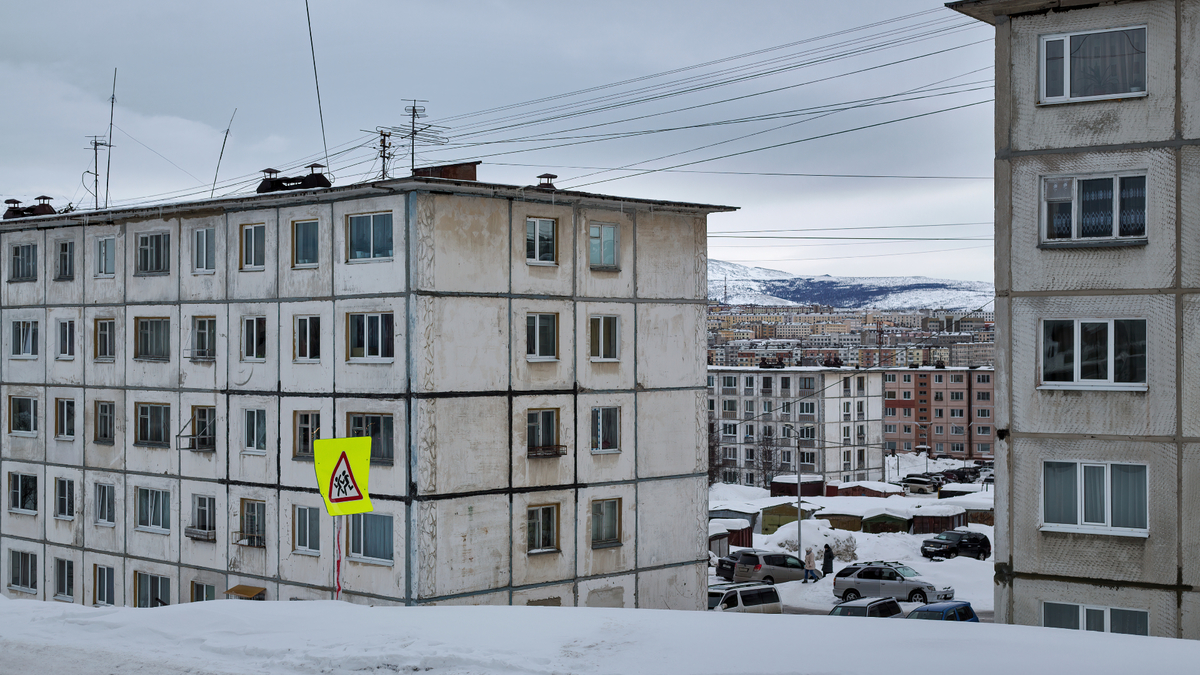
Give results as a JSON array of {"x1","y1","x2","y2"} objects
[
  {"x1": 1110, "y1": 464, "x2": 1147, "y2": 529},
  {"x1": 1085, "y1": 608, "x2": 1105, "y2": 632},
  {"x1": 1070, "y1": 28, "x2": 1146, "y2": 98},
  {"x1": 1044, "y1": 602, "x2": 1080, "y2": 629},
  {"x1": 1044, "y1": 462, "x2": 1078, "y2": 525},
  {"x1": 372, "y1": 214, "x2": 393, "y2": 258},
  {"x1": 1082, "y1": 465, "x2": 1106, "y2": 524},
  {"x1": 1079, "y1": 322, "x2": 1108, "y2": 380},
  {"x1": 1119, "y1": 176, "x2": 1146, "y2": 237},
  {"x1": 349, "y1": 216, "x2": 372, "y2": 259},
  {"x1": 1110, "y1": 609, "x2": 1149, "y2": 636},
  {"x1": 1042, "y1": 321, "x2": 1075, "y2": 382},
  {"x1": 1113, "y1": 319, "x2": 1147, "y2": 383},
  {"x1": 1045, "y1": 39, "x2": 1065, "y2": 97},
  {"x1": 357, "y1": 513, "x2": 392, "y2": 560},
  {"x1": 1079, "y1": 178, "x2": 1114, "y2": 237},
  {"x1": 1044, "y1": 178, "x2": 1074, "y2": 239}
]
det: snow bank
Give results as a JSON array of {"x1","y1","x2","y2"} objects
[
  {"x1": 839, "y1": 480, "x2": 904, "y2": 494},
  {"x1": 770, "y1": 473, "x2": 824, "y2": 484},
  {"x1": 940, "y1": 482, "x2": 985, "y2": 493},
  {"x1": 940, "y1": 491, "x2": 996, "y2": 510},
  {"x1": 1, "y1": 590, "x2": 1192, "y2": 674},
  {"x1": 708, "y1": 518, "x2": 750, "y2": 537},
  {"x1": 708, "y1": 483, "x2": 769, "y2": 502},
  {"x1": 911, "y1": 504, "x2": 967, "y2": 517}
]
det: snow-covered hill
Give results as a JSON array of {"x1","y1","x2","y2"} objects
[{"x1": 708, "y1": 259, "x2": 994, "y2": 310}]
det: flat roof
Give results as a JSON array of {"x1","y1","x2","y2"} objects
[
  {"x1": 946, "y1": 0, "x2": 1152, "y2": 25},
  {"x1": 0, "y1": 174, "x2": 736, "y2": 232}
]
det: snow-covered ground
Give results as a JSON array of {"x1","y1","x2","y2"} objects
[{"x1": 1, "y1": 591, "x2": 1194, "y2": 674}]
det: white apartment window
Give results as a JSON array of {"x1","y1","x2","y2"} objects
[
  {"x1": 238, "y1": 499, "x2": 266, "y2": 547},
  {"x1": 977, "y1": 373, "x2": 991, "y2": 383},
  {"x1": 950, "y1": 443, "x2": 965, "y2": 453},
  {"x1": 977, "y1": 443, "x2": 992, "y2": 454},
  {"x1": 241, "y1": 223, "x2": 266, "y2": 269},
  {"x1": 56, "y1": 241, "x2": 74, "y2": 280},
  {"x1": 1041, "y1": 27, "x2": 1146, "y2": 104},
  {"x1": 527, "y1": 504, "x2": 558, "y2": 553},
  {"x1": 295, "y1": 505, "x2": 320, "y2": 552},
  {"x1": 978, "y1": 426, "x2": 992, "y2": 436},
  {"x1": 799, "y1": 377, "x2": 815, "y2": 389},
  {"x1": 781, "y1": 401, "x2": 792, "y2": 414},
  {"x1": 707, "y1": 375, "x2": 715, "y2": 388},
  {"x1": 136, "y1": 487, "x2": 170, "y2": 532},
  {"x1": 707, "y1": 399, "x2": 715, "y2": 412},
  {"x1": 1044, "y1": 461, "x2": 1148, "y2": 534},
  {"x1": 935, "y1": 409, "x2": 944, "y2": 418},
  {"x1": 589, "y1": 223, "x2": 618, "y2": 268},
  {"x1": 884, "y1": 391, "x2": 896, "y2": 400},
  {"x1": 950, "y1": 409, "x2": 964, "y2": 418},
  {"x1": 902, "y1": 425, "x2": 911, "y2": 434},
  {"x1": 722, "y1": 376, "x2": 736, "y2": 388},
  {"x1": 95, "y1": 237, "x2": 116, "y2": 276},
  {"x1": 95, "y1": 402, "x2": 115, "y2": 444},
  {"x1": 295, "y1": 316, "x2": 321, "y2": 361},
  {"x1": 348, "y1": 313, "x2": 393, "y2": 360},
  {"x1": 950, "y1": 374, "x2": 964, "y2": 383},
  {"x1": 902, "y1": 391, "x2": 912, "y2": 400},
  {"x1": 57, "y1": 320, "x2": 75, "y2": 359},
  {"x1": 527, "y1": 409, "x2": 561, "y2": 457},
  {"x1": 135, "y1": 572, "x2": 170, "y2": 607},
  {"x1": 95, "y1": 319, "x2": 115, "y2": 360},
  {"x1": 96, "y1": 484, "x2": 115, "y2": 524},
  {"x1": 1043, "y1": 602, "x2": 1149, "y2": 636},
  {"x1": 55, "y1": 399, "x2": 75, "y2": 439},
  {"x1": 1042, "y1": 319, "x2": 1147, "y2": 389},
  {"x1": 55, "y1": 558, "x2": 74, "y2": 599},
  {"x1": 54, "y1": 475, "x2": 74, "y2": 516},
  {"x1": 745, "y1": 400, "x2": 755, "y2": 414},
  {"x1": 136, "y1": 403, "x2": 170, "y2": 446},
  {"x1": 884, "y1": 407, "x2": 896, "y2": 417},
  {"x1": 977, "y1": 408, "x2": 992, "y2": 418},
  {"x1": 192, "y1": 582, "x2": 216, "y2": 602},
  {"x1": 242, "y1": 317, "x2": 267, "y2": 361},
  {"x1": 9, "y1": 473, "x2": 37, "y2": 512},
  {"x1": 798, "y1": 401, "x2": 814, "y2": 414},
  {"x1": 348, "y1": 213, "x2": 393, "y2": 260},
  {"x1": 721, "y1": 423, "x2": 737, "y2": 437},
  {"x1": 902, "y1": 409, "x2": 912, "y2": 418},
  {"x1": 95, "y1": 565, "x2": 115, "y2": 605},
  {"x1": 798, "y1": 425, "x2": 815, "y2": 439},
  {"x1": 950, "y1": 391, "x2": 964, "y2": 401},
  {"x1": 591, "y1": 498, "x2": 620, "y2": 547},
  {"x1": 526, "y1": 313, "x2": 557, "y2": 359},
  {"x1": 934, "y1": 374, "x2": 944, "y2": 383},
  {"x1": 1043, "y1": 174, "x2": 1146, "y2": 241},
  {"x1": 935, "y1": 443, "x2": 944, "y2": 453},
  {"x1": 10, "y1": 397, "x2": 37, "y2": 435},
  {"x1": 349, "y1": 512, "x2": 393, "y2": 561},
  {"x1": 293, "y1": 220, "x2": 319, "y2": 267},
  {"x1": 135, "y1": 318, "x2": 170, "y2": 360},
  {"x1": 951, "y1": 425, "x2": 965, "y2": 435},
  {"x1": 589, "y1": 315, "x2": 619, "y2": 360},
  {"x1": 190, "y1": 317, "x2": 217, "y2": 361},
  {"x1": 934, "y1": 392, "x2": 944, "y2": 401},
  {"x1": 135, "y1": 232, "x2": 170, "y2": 274},
  {"x1": 192, "y1": 495, "x2": 216, "y2": 533},
  {"x1": 349, "y1": 413, "x2": 394, "y2": 463},
  {"x1": 883, "y1": 373, "x2": 896, "y2": 383},
  {"x1": 12, "y1": 320, "x2": 37, "y2": 357},
  {"x1": 884, "y1": 424, "x2": 897, "y2": 433},
  {"x1": 10, "y1": 243, "x2": 36, "y2": 281},
  {"x1": 525, "y1": 217, "x2": 556, "y2": 263},
  {"x1": 295, "y1": 411, "x2": 320, "y2": 457},
  {"x1": 721, "y1": 447, "x2": 736, "y2": 461},
  {"x1": 902, "y1": 374, "x2": 911, "y2": 383},
  {"x1": 194, "y1": 227, "x2": 216, "y2": 272},
  {"x1": 935, "y1": 425, "x2": 944, "y2": 435},
  {"x1": 244, "y1": 409, "x2": 267, "y2": 453},
  {"x1": 977, "y1": 391, "x2": 991, "y2": 401},
  {"x1": 590, "y1": 406, "x2": 619, "y2": 453},
  {"x1": 9, "y1": 550, "x2": 36, "y2": 592}
]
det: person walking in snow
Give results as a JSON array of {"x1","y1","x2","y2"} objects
[
  {"x1": 822, "y1": 543, "x2": 834, "y2": 577},
  {"x1": 802, "y1": 547, "x2": 818, "y2": 583}
]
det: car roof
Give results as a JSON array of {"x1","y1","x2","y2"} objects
[
  {"x1": 835, "y1": 596, "x2": 897, "y2": 608},
  {"x1": 915, "y1": 601, "x2": 972, "y2": 611},
  {"x1": 856, "y1": 560, "x2": 910, "y2": 568},
  {"x1": 708, "y1": 581, "x2": 773, "y2": 592}
]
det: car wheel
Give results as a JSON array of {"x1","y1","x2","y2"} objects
[
  {"x1": 909, "y1": 590, "x2": 927, "y2": 604},
  {"x1": 842, "y1": 589, "x2": 860, "y2": 602},
  {"x1": 977, "y1": 551, "x2": 988, "y2": 561},
  {"x1": 762, "y1": 576, "x2": 774, "y2": 585},
  {"x1": 947, "y1": 551, "x2": 958, "y2": 559}
]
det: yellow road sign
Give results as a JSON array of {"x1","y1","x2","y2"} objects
[{"x1": 314, "y1": 437, "x2": 374, "y2": 516}]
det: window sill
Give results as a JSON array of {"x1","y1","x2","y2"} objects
[
  {"x1": 293, "y1": 358, "x2": 321, "y2": 364},
  {"x1": 94, "y1": 357, "x2": 115, "y2": 364},
  {"x1": 347, "y1": 358, "x2": 395, "y2": 365},
  {"x1": 6, "y1": 585, "x2": 36, "y2": 595},
  {"x1": 370, "y1": 458, "x2": 395, "y2": 466},
  {"x1": 528, "y1": 548, "x2": 560, "y2": 556},
  {"x1": 591, "y1": 449, "x2": 621, "y2": 456},
  {"x1": 54, "y1": 515, "x2": 74, "y2": 522},
  {"x1": 526, "y1": 356, "x2": 559, "y2": 363},
  {"x1": 133, "y1": 271, "x2": 170, "y2": 277},
  {"x1": 94, "y1": 274, "x2": 115, "y2": 280},
  {"x1": 292, "y1": 263, "x2": 319, "y2": 270},
  {"x1": 591, "y1": 541, "x2": 622, "y2": 550},
  {"x1": 589, "y1": 265, "x2": 620, "y2": 273},
  {"x1": 240, "y1": 267, "x2": 266, "y2": 273},
  {"x1": 95, "y1": 521, "x2": 116, "y2": 528},
  {"x1": 8, "y1": 509, "x2": 36, "y2": 516},
  {"x1": 7, "y1": 278, "x2": 36, "y2": 284},
  {"x1": 347, "y1": 555, "x2": 394, "y2": 567},
  {"x1": 94, "y1": 439, "x2": 115, "y2": 446},
  {"x1": 589, "y1": 357, "x2": 620, "y2": 364},
  {"x1": 133, "y1": 442, "x2": 171, "y2": 449},
  {"x1": 54, "y1": 276, "x2": 75, "y2": 283},
  {"x1": 55, "y1": 435, "x2": 75, "y2": 442},
  {"x1": 241, "y1": 358, "x2": 267, "y2": 364},
  {"x1": 292, "y1": 548, "x2": 320, "y2": 557},
  {"x1": 10, "y1": 431, "x2": 37, "y2": 438},
  {"x1": 133, "y1": 356, "x2": 171, "y2": 363},
  {"x1": 346, "y1": 257, "x2": 393, "y2": 265},
  {"x1": 1038, "y1": 238, "x2": 1147, "y2": 250},
  {"x1": 10, "y1": 355, "x2": 37, "y2": 361},
  {"x1": 53, "y1": 594, "x2": 75, "y2": 603},
  {"x1": 1039, "y1": 524, "x2": 1149, "y2": 539},
  {"x1": 1037, "y1": 383, "x2": 1148, "y2": 392},
  {"x1": 55, "y1": 356, "x2": 75, "y2": 362},
  {"x1": 192, "y1": 269, "x2": 216, "y2": 275},
  {"x1": 526, "y1": 260, "x2": 558, "y2": 267},
  {"x1": 242, "y1": 450, "x2": 267, "y2": 456},
  {"x1": 134, "y1": 526, "x2": 170, "y2": 536},
  {"x1": 1036, "y1": 91, "x2": 1148, "y2": 107},
  {"x1": 293, "y1": 454, "x2": 315, "y2": 462}
]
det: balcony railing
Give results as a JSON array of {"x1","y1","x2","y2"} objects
[
  {"x1": 234, "y1": 531, "x2": 265, "y2": 548},
  {"x1": 184, "y1": 526, "x2": 216, "y2": 542},
  {"x1": 760, "y1": 412, "x2": 773, "y2": 421},
  {"x1": 721, "y1": 387, "x2": 737, "y2": 395},
  {"x1": 721, "y1": 411, "x2": 737, "y2": 419},
  {"x1": 177, "y1": 434, "x2": 216, "y2": 452},
  {"x1": 183, "y1": 347, "x2": 216, "y2": 362},
  {"x1": 528, "y1": 444, "x2": 567, "y2": 458},
  {"x1": 743, "y1": 412, "x2": 755, "y2": 420},
  {"x1": 760, "y1": 388, "x2": 773, "y2": 396}
]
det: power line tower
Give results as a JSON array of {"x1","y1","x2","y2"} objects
[
  {"x1": 375, "y1": 129, "x2": 393, "y2": 179},
  {"x1": 84, "y1": 135, "x2": 111, "y2": 211}
]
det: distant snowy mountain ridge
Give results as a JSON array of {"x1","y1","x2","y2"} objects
[{"x1": 707, "y1": 259, "x2": 994, "y2": 310}]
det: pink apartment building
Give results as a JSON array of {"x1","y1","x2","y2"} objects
[{"x1": 881, "y1": 366, "x2": 995, "y2": 460}]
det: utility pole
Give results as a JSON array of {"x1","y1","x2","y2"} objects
[
  {"x1": 85, "y1": 135, "x2": 110, "y2": 211},
  {"x1": 377, "y1": 129, "x2": 393, "y2": 179}
]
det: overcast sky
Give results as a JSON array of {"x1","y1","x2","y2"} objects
[{"x1": 0, "y1": 1, "x2": 995, "y2": 282}]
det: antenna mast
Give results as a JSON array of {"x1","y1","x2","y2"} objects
[
  {"x1": 210, "y1": 108, "x2": 238, "y2": 198},
  {"x1": 85, "y1": 135, "x2": 110, "y2": 211},
  {"x1": 105, "y1": 69, "x2": 116, "y2": 208}
]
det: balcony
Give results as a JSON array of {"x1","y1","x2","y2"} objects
[
  {"x1": 184, "y1": 526, "x2": 216, "y2": 542},
  {"x1": 760, "y1": 412, "x2": 773, "y2": 421},
  {"x1": 778, "y1": 411, "x2": 791, "y2": 421},
  {"x1": 721, "y1": 411, "x2": 737, "y2": 419},
  {"x1": 799, "y1": 463, "x2": 816, "y2": 473},
  {"x1": 183, "y1": 347, "x2": 216, "y2": 362},
  {"x1": 234, "y1": 531, "x2": 265, "y2": 548},
  {"x1": 743, "y1": 412, "x2": 755, "y2": 420},
  {"x1": 721, "y1": 387, "x2": 737, "y2": 395},
  {"x1": 743, "y1": 388, "x2": 754, "y2": 397},
  {"x1": 760, "y1": 388, "x2": 773, "y2": 396},
  {"x1": 528, "y1": 444, "x2": 567, "y2": 458},
  {"x1": 177, "y1": 434, "x2": 216, "y2": 452}
]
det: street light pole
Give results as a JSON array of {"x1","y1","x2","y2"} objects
[{"x1": 784, "y1": 423, "x2": 803, "y2": 558}]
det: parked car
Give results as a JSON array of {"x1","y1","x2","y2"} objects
[
  {"x1": 921, "y1": 530, "x2": 991, "y2": 560},
  {"x1": 732, "y1": 551, "x2": 818, "y2": 584},
  {"x1": 715, "y1": 548, "x2": 770, "y2": 581},
  {"x1": 906, "y1": 601, "x2": 980, "y2": 622},
  {"x1": 708, "y1": 582, "x2": 782, "y2": 614},
  {"x1": 828, "y1": 596, "x2": 904, "y2": 618},
  {"x1": 898, "y1": 476, "x2": 937, "y2": 495},
  {"x1": 832, "y1": 561, "x2": 954, "y2": 604}
]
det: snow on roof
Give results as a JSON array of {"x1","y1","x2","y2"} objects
[
  {"x1": 940, "y1": 483, "x2": 985, "y2": 493},
  {"x1": 708, "y1": 483, "x2": 770, "y2": 503},
  {"x1": 710, "y1": 496, "x2": 805, "y2": 515},
  {"x1": 838, "y1": 480, "x2": 904, "y2": 494},
  {"x1": 802, "y1": 495, "x2": 918, "y2": 519},
  {"x1": 939, "y1": 490, "x2": 996, "y2": 511},
  {"x1": 2, "y1": 587, "x2": 1193, "y2": 674},
  {"x1": 770, "y1": 473, "x2": 824, "y2": 484},
  {"x1": 708, "y1": 518, "x2": 751, "y2": 537},
  {"x1": 911, "y1": 504, "x2": 967, "y2": 517}
]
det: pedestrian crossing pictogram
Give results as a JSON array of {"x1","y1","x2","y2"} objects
[
  {"x1": 313, "y1": 437, "x2": 374, "y2": 516},
  {"x1": 328, "y1": 452, "x2": 363, "y2": 503}
]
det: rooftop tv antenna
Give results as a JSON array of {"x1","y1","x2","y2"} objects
[
  {"x1": 85, "y1": 135, "x2": 111, "y2": 211},
  {"x1": 210, "y1": 108, "x2": 238, "y2": 198},
  {"x1": 383, "y1": 100, "x2": 449, "y2": 174}
]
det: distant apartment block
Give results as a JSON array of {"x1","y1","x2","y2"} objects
[{"x1": 881, "y1": 367, "x2": 995, "y2": 460}]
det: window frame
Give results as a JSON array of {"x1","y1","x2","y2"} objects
[
  {"x1": 294, "y1": 504, "x2": 321, "y2": 554},
  {"x1": 238, "y1": 498, "x2": 266, "y2": 547},
  {"x1": 348, "y1": 512, "x2": 393, "y2": 563},
  {"x1": 192, "y1": 581, "x2": 216, "y2": 602},
  {"x1": 193, "y1": 227, "x2": 216, "y2": 273},
  {"x1": 243, "y1": 408, "x2": 267, "y2": 454},
  {"x1": 11, "y1": 319, "x2": 38, "y2": 358},
  {"x1": 292, "y1": 219, "x2": 320, "y2": 268},
  {"x1": 294, "y1": 315, "x2": 321, "y2": 362},
  {"x1": 95, "y1": 564, "x2": 115, "y2": 605},
  {"x1": 527, "y1": 503, "x2": 559, "y2": 554},
  {"x1": 8, "y1": 550, "x2": 37, "y2": 593},
  {"x1": 95, "y1": 237, "x2": 116, "y2": 278},
  {"x1": 9, "y1": 396, "x2": 38, "y2": 436},
  {"x1": 134, "y1": 402, "x2": 171, "y2": 447},
  {"x1": 1039, "y1": 318, "x2": 1148, "y2": 391},
  {"x1": 135, "y1": 486, "x2": 171, "y2": 533},
  {"x1": 54, "y1": 557, "x2": 74, "y2": 600},
  {"x1": 525, "y1": 217, "x2": 557, "y2": 265},
  {"x1": 526, "y1": 313, "x2": 558, "y2": 361},
  {"x1": 192, "y1": 494, "x2": 217, "y2": 533},
  {"x1": 56, "y1": 319, "x2": 75, "y2": 360},
  {"x1": 588, "y1": 222, "x2": 619, "y2": 269},
  {"x1": 239, "y1": 223, "x2": 267, "y2": 271},
  {"x1": 94, "y1": 318, "x2": 116, "y2": 361},
  {"x1": 590, "y1": 406, "x2": 620, "y2": 454},
  {"x1": 1040, "y1": 171, "x2": 1148, "y2": 244},
  {"x1": 9, "y1": 473, "x2": 37, "y2": 514},
  {"x1": 1039, "y1": 26, "x2": 1148, "y2": 105},
  {"x1": 95, "y1": 483, "x2": 115, "y2": 525},
  {"x1": 134, "y1": 231, "x2": 170, "y2": 276},
  {"x1": 346, "y1": 312, "x2": 394, "y2": 361},
  {"x1": 1042, "y1": 601, "x2": 1150, "y2": 636},
  {"x1": 348, "y1": 412, "x2": 394, "y2": 464},
  {"x1": 54, "y1": 477, "x2": 75, "y2": 520},
  {"x1": 135, "y1": 571, "x2": 170, "y2": 607},
  {"x1": 54, "y1": 398, "x2": 75, "y2": 440},
  {"x1": 346, "y1": 212, "x2": 394, "y2": 261},
  {"x1": 527, "y1": 408, "x2": 563, "y2": 457},
  {"x1": 189, "y1": 316, "x2": 217, "y2": 361},
  {"x1": 590, "y1": 497, "x2": 622, "y2": 549},
  {"x1": 588, "y1": 315, "x2": 619, "y2": 361},
  {"x1": 241, "y1": 316, "x2": 267, "y2": 362},
  {"x1": 10, "y1": 243, "x2": 36, "y2": 282},
  {"x1": 133, "y1": 317, "x2": 171, "y2": 361},
  {"x1": 55, "y1": 240, "x2": 75, "y2": 281},
  {"x1": 95, "y1": 401, "x2": 115, "y2": 444},
  {"x1": 294, "y1": 411, "x2": 320, "y2": 458},
  {"x1": 1041, "y1": 460, "x2": 1149, "y2": 537}
]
